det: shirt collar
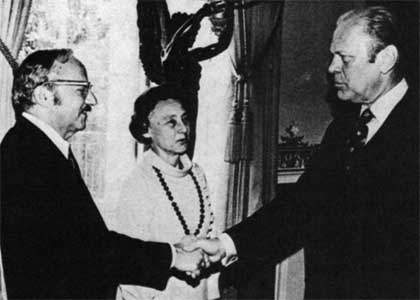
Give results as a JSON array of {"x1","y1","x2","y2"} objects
[
  {"x1": 361, "y1": 78, "x2": 408, "y2": 123},
  {"x1": 22, "y1": 112, "x2": 70, "y2": 158}
]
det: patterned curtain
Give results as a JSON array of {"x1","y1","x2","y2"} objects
[{"x1": 0, "y1": 0, "x2": 32, "y2": 141}]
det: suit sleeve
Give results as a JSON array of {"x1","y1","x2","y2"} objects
[
  {"x1": 225, "y1": 182, "x2": 307, "y2": 263},
  {"x1": 101, "y1": 230, "x2": 172, "y2": 289},
  {"x1": 226, "y1": 119, "x2": 342, "y2": 264},
  {"x1": 2, "y1": 154, "x2": 172, "y2": 298}
]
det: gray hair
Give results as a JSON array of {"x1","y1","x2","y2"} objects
[
  {"x1": 12, "y1": 49, "x2": 76, "y2": 115},
  {"x1": 337, "y1": 6, "x2": 402, "y2": 75}
]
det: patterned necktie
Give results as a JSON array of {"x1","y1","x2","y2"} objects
[
  {"x1": 348, "y1": 108, "x2": 374, "y2": 150},
  {"x1": 344, "y1": 108, "x2": 374, "y2": 172}
]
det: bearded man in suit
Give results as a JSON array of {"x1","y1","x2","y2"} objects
[
  {"x1": 188, "y1": 6, "x2": 419, "y2": 299},
  {"x1": 0, "y1": 49, "x2": 204, "y2": 299}
]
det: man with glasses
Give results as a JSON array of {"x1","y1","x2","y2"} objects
[{"x1": 0, "y1": 49, "x2": 204, "y2": 299}]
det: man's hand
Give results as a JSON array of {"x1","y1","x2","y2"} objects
[
  {"x1": 174, "y1": 235, "x2": 197, "y2": 250},
  {"x1": 183, "y1": 238, "x2": 226, "y2": 264},
  {"x1": 173, "y1": 246, "x2": 203, "y2": 278}
]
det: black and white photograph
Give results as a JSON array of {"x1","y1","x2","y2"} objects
[{"x1": 0, "y1": 0, "x2": 418, "y2": 299}]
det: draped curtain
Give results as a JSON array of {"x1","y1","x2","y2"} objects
[
  {"x1": 0, "y1": 0, "x2": 32, "y2": 140},
  {"x1": 221, "y1": 1, "x2": 283, "y2": 299},
  {"x1": 225, "y1": 0, "x2": 284, "y2": 227},
  {"x1": 222, "y1": 3, "x2": 284, "y2": 297}
]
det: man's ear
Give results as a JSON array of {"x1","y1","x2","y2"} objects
[
  {"x1": 32, "y1": 85, "x2": 55, "y2": 107},
  {"x1": 377, "y1": 44, "x2": 398, "y2": 74}
]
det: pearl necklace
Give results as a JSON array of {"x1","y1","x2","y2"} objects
[{"x1": 152, "y1": 166, "x2": 205, "y2": 236}]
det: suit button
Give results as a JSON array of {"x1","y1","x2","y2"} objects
[
  {"x1": 345, "y1": 165, "x2": 351, "y2": 171},
  {"x1": 349, "y1": 147, "x2": 354, "y2": 152}
]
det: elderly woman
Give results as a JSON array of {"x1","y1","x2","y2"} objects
[{"x1": 114, "y1": 85, "x2": 219, "y2": 300}]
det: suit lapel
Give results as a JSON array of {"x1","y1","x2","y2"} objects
[
  {"x1": 16, "y1": 117, "x2": 71, "y2": 171},
  {"x1": 348, "y1": 88, "x2": 417, "y2": 182},
  {"x1": 15, "y1": 117, "x2": 108, "y2": 232}
]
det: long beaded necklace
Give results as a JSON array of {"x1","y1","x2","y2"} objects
[{"x1": 152, "y1": 166, "x2": 205, "y2": 236}]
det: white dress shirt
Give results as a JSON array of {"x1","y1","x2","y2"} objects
[
  {"x1": 220, "y1": 78, "x2": 409, "y2": 264},
  {"x1": 22, "y1": 112, "x2": 70, "y2": 158},
  {"x1": 362, "y1": 78, "x2": 408, "y2": 143}
]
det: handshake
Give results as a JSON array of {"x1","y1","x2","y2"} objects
[{"x1": 172, "y1": 236, "x2": 227, "y2": 278}]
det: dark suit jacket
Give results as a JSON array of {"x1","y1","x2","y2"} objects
[
  {"x1": 1, "y1": 117, "x2": 172, "y2": 299},
  {"x1": 227, "y1": 87, "x2": 419, "y2": 299}
]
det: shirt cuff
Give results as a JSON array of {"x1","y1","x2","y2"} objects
[
  {"x1": 219, "y1": 233, "x2": 238, "y2": 266},
  {"x1": 207, "y1": 272, "x2": 221, "y2": 300},
  {"x1": 169, "y1": 243, "x2": 176, "y2": 268}
]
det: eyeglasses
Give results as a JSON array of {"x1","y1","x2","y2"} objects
[{"x1": 43, "y1": 79, "x2": 98, "y2": 105}]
